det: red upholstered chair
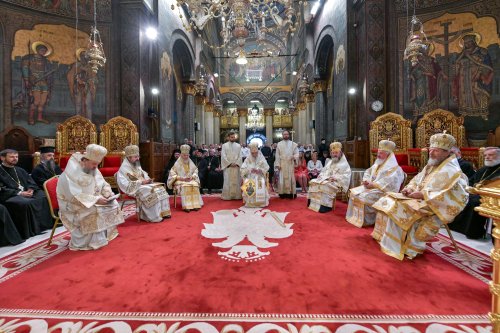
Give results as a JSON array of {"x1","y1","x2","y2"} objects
[
  {"x1": 100, "y1": 154, "x2": 124, "y2": 188},
  {"x1": 43, "y1": 176, "x2": 63, "y2": 246},
  {"x1": 114, "y1": 173, "x2": 141, "y2": 222}
]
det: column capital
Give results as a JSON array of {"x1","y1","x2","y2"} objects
[
  {"x1": 238, "y1": 109, "x2": 248, "y2": 117},
  {"x1": 183, "y1": 83, "x2": 197, "y2": 96},
  {"x1": 195, "y1": 95, "x2": 206, "y2": 105},
  {"x1": 311, "y1": 80, "x2": 327, "y2": 94},
  {"x1": 205, "y1": 102, "x2": 215, "y2": 112},
  {"x1": 264, "y1": 109, "x2": 274, "y2": 117},
  {"x1": 304, "y1": 93, "x2": 315, "y2": 103},
  {"x1": 296, "y1": 102, "x2": 306, "y2": 111}
]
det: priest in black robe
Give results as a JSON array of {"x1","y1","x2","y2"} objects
[
  {"x1": 0, "y1": 149, "x2": 53, "y2": 239},
  {"x1": 31, "y1": 146, "x2": 62, "y2": 188},
  {"x1": 206, "y1": 149, "x2": 223, "y2": 194},
  {"x1": 449, "y1": 147, "x2": 500, "y2": 239},
  {"x1": 0, "y1": 203, "x2": 24, "y2": 246},
  {"x1": 163, "y1": 149, "x2": 181, "y2": 194}
]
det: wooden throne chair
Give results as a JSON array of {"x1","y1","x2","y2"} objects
[
  {"x1": 55, "y1": 115, "x2": 98, "y2": 170},
  {"x1": 0, "y1": 126, "x2": 39, "y2": 173},
  {"x1": 369, "y1": 112, "x2": 423, "y2": 180},
  {"x1": 99, "y1": 116, "x2": 139, "y2": 188}
]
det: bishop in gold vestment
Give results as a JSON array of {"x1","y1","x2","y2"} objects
[
  {"x1": 117, "y1": 145, "x2": 171, "y2": 222},
  {"x1": 372, "y1": 132, "x2": 468, "y2": 260},
  {"x1": 275, "y1": 130, "x2": 299, "y2": 198},
  {"x1": 308, "y1": 142, "x2": 351, "y2": 213},
  {"x1": 346, "y1": 140, "x2": 405, "y2": 227},
  {"x1": 167, "y1": 145, "x2": 203, "y2": 211},
  {"x1": 57, "y1": 144, "x2": 124, "y2": 251},
  {"x1": 221, "y1": 132, "x2": 242, "y2": 200},
  {"x1": 241, "y1": 143, "x2": 270, "y2": 207}
]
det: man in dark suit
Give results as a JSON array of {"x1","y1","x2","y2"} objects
[{"x1": 451, "y1": 146, "x2": 475, "y2": 178}]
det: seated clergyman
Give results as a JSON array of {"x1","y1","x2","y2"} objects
[
  {"x1": 117, "y1": 145, "x2": 171, "y2": 222},
  {"x1": 307, "y1": 142, "x2": 351, "y2": 213},
  {"x1": 346, "y1": 140, "x2": 405, "y2": 227},
  {"x1": 57, "y1": 144, "x2": 125, "y2": 251},
  {"x1": 167, "y1": 144, "x2": 203, "y2": 212},
  {"x1": 240, "y1": 143, "x2": 270, "y2": 208},
  {"x1": 371, "y1": 132, "x2": 468, "y2": 260},
  {"x1": 31, "y1": 146, "x2": 63, "y2": 188}
]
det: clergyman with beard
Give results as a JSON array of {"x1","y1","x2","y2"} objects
[
  {"x1": 346, "y1": 140, "x2": 405, "y2": 227},
  {"x1": 449, "y1": 147, "x2": 500, "y2": 239},
  {"x1": 371, "y1": 132, "x2": 469, "y2": 260},
  {"x1": 117, "y1": 145, "x2": 171, "y2": 222},
  {"x1": 57, "y1": 144, "x2": 124, "y2": 250},
  {"x1": 31, "y1": 146, "x2": 62, "y2": 188}
]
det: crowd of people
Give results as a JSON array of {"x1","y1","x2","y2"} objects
[{"x1": 0, "y1": 131, "x2": 498, "y2": 260}]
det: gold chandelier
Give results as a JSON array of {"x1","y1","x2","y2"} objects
[
  {"x1": 404, "y1": 15, "x2": 429, "y2": 66},
  {"x1": 246, "y1": 104, "x2": 265, "y2": 132},
  {"x1": 172, "y1": 0, "x2": 305, "y2": 50}
]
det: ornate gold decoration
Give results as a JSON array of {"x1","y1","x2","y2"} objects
[
  {"x1": 195, "y1": 95, "x2": 206, "y2": 105},
  {"x1": 490, "y1": 282, "x2": 500, "y2": 296},
  {"x1": 99, "y1": 116, "x2": 139, "y2": 154},
  {"x1": 369, "y1": 112, "x2": 413, "y2": 163},
  {"x1": 296, "y1": 102, "x2": 306, "y2": 112},
  {"x1": 238, "y1": 109, "x2": 248, "y2": 117},
  {"x1": 56, "y1": 115, "x2": 97, "y2": 154},
  {"x1": 205, "y1": 103, "x2": 215, "y2": 113},
  {"x1": 31, "y1": 40, "x2": 53, "y2": 56},
  {"x1": 304, "y1": 93, "x2": 315, "y2": 103},
  {"x1": 311, "y1": 80, "x2": 327, "y2": 94},
  {"x1": 404, "y1": 15, "x2": 429, "y2": 66},
  {"x1": 220, "y1": 115, "x2": 239, "y2": 128},
  {"x1": 416, "y1": 109, "x2": 466, "y2": 148},
  {"x1": 264, "y1": 109, "x2": 274, "y2": 117},
  {"x1": 183, "y1": 83, "x2": 197, "y2": 96}
]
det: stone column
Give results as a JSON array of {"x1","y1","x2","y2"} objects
[
  {"x1": 304, "y1": 93, "x2": 315, "y2": 145},
  {"x1": 213, "y1": 111, "x2": 221, "y2": 144},
  {"x1": 296, "y1": 102, "x2": 306, "y2": 144},
  {"x1": 292, "y1": 111, "x2": 300, "y2": 144},
  {"x1": 264, "y1": 109, "x2": 274, "y2": 144},
  {"x1": 204, "y1": 102, "x2": 215, "y2": 145},
  {"x1": 312, "y1": 80, "x2": 327, "y2": 145},
  {"x1": 194, "y1": 95, "x2": 206, "y2": 145},
  {"x1": 183, "y1": 83, "x2": 196, "y2": 142},
  {"x1": 238, "y1": 109, "x2": 248, "y2": 144}
]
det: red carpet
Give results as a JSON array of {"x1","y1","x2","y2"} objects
[{"x1": 0, "y1": 196, "x2": 491, "y2": 331}]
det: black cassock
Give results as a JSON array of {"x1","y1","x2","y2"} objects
[
  {"x1": 31, "y1": 162, "x2": 62, "y2": 188},
  {"x1": 449, "y1": 165, "x2": 500, "y2": 239},
  {"x1": 0, "y1": 165, "x2": 53, "y2": 239},
  {"x1": 206, "y1": 156, "x2": 223, "y2": 191},
  {"x1": 0, "y1": 203, "x2": 23, "y2": 246}
]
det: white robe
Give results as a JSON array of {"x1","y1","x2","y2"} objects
[
  {"x1": 372, "y1": 155, "x2": 469, "y2": 260},
  {"x1": 240, "y1": 151, "x2": 270, "y2": 207},
  {"x1": 167, "y1": 158, "x2": 204, "y2": 210},
  {"x1": 117, "y1": 159, "x2": 171, "y2": 222},
  {"x1": 308, "y1": 154, "x2": 351, "y2": 212},
  {"x1": 275, "y1": 140, "x2": 299, "y2": 195},
  {"x1": 346, "y1": 153, "x2": 405, "y2": 227},
  {"x1": 57, "y1": 153, "x2": 124, "y2": 250},
  {"x1": 221, "y1": 141, "x2": 242, "y2": 200}
]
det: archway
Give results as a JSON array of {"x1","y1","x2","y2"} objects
[{"x1": 314, "y1": 35, "x2": 334, "y2": 143}]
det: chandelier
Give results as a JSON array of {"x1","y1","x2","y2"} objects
[
  {"x1": 86, "y1": 0, "x2": 106, "y2": 74},
  {"x1": 172, "y1": 0, "x2": 305, "y2": 50},
  {"x1": 403, "y1": 0, "x2": 428, "y2": 66},
  {"x1": 246, "y1": 104, "x2": 265, "y2": 132}
]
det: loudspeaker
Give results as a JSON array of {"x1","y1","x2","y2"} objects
[
  {"x1": 194, "y1": 122, "x2": 201, "y2": 131},
  {"x1": 309, "y1": 120, "x2": 315, "y2": 129}
]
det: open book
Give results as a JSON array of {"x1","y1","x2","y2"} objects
[{"x1": 105, "y1": 193, "x2": 120, "y2": 202}]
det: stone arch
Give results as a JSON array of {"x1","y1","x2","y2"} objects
[
  {"x1": 170, "y1": 30, "x2": 195, "y2": 80},
  {"x1": 314, "y1": 34, "x2": 334, "y2": 80},
  {"x1": 270, "y1": 91, "x2": 292, "y2": 105}
]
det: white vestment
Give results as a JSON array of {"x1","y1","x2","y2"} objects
[
  {"x1": 240, "y1": 151, "x2": 270, "y2": 207},
  {"x1": 372, "y1": 155, "x2": 468, "y2": 260},
  {"x1": 167, "y1": 158, "x2": 204, "y2": 210},
  {"x1": 308, "y1": 154, "x2": 351, "y2": 212},
  {"x1": 57, "y1": 153, "x2": 124, "y2": 250},
  {"x1": 221, "y1": 141, "x2": 242, "y2": 200},
  {"x1": 346, "y1": 153, "x2": 405, "y2": 227},
  {"x1": 275, "y1": 140, "x2": 299, "y2": 195},
  {"x1": 117, "y1": 158, "x2": 171, "y2": 222}
]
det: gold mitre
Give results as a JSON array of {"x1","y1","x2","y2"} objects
[
  {"x1": 84, "y1": 144, "x2": 107, "y2": 163},
  {"x1": 124, "y1": 145, "x2": 140, "y2": 157},
  {"x1": 248, "y1": 143, "x2": 259, "y2": 153},
  {"x1": 180, "y1": 144, "x2": 190, "y2": 154},
  {"x1": 330, "y1": 141, "x2": 342, "y2": 152},
  {"x1": 378, "y1": 139, "x2": 396, "y2": 153},
  {"x1": 429, "y1": 131, "x2": 456, "y2": 151}
]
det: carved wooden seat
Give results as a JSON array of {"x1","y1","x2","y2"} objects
[
  {"x1": 99, "y1": 116, "x2": 139, "y2": 188},
  {"x1": 55, "y1": 115, "x2": 98, "y2": 169},
  {"x1": 369, "y1": 112, "x2": 422, "y2": 177},
  {"x1": 0, "y1": 126, "x2": 39, "y2": 173}
]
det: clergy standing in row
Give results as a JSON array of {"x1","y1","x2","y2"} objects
[
  {"x1": 221, "y1": 131, "x2": 242, "y2": 200},
  {"x1": 167, "y1": 144, "x2": 203, "y2": 212},
  {"x1": 449, "y1": 146, "x2": 500, "y2": 239},
  {"x1": 31, "y1": 145, "x2": 62, "y2": 188},
  {"x1": 117, "y1": 145, "x2": 171, "y2": 222},
  {"x1": 0, "y1": 149, "x2": 53, "y2": 239},
  {"x1": 308, "y1": 142, "x2": 351, "y2": 213},
  {"x1": 372, "y1": 132, "x2": 468, "y2": 260},
  {"x1": 241, "y1": 143, "x2": 270, "y2": 207},
  {"x1": 275, "y1": 130, "x2": 299, "y2": 199},
  {"x1": 57, "y1": 144, "x2": 125, "y2": 251},
  {"x1": 346, "y1": 140, "x2": 405, "y2": 227}
]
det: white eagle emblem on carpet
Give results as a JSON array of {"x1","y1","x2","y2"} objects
[{"x1": 201, "y1": 207, "x2": 293, "y2": 262}]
